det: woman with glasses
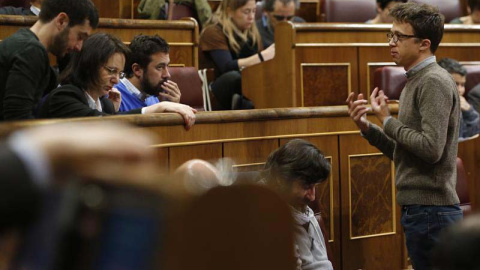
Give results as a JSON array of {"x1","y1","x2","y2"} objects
[
  {"x1": 199, "y1": 0, "x2": 275, "y2": 110},
  {"x1": 39, "y1": 33, "x2": 197, "y2": 129}
]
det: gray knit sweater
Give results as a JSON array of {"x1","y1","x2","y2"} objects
[{"x1": 364, "y1": 62, "x2": 460, "y2": 206}]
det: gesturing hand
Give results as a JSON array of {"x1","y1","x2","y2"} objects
[
  {"x1": 370, "y1": 87, "x2": 391, "y2": 123},
  {"x1": 346, "y1": 92, "x2": 370, "y2": 133}
]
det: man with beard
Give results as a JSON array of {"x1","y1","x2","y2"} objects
[
  {"x1": 116, "y1": 34, "x2": 183, "y2": 112},
  {"x1": 0, "y1": 0, "x2": 98, "y2": 120}
]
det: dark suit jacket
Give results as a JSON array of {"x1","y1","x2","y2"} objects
[
  {"x1": 38, "y1": 84, "x2": 141, "y2": 118},
  {"x1": 0, "y1": 145, "x2": 41, "y2": 231},
  {"x1": 0, "y1": 6, "x2": 34, "y2": 15}
]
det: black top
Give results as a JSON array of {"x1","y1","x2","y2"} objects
[
  {"x1": 200, "y1": 24, "x2": 260, "y2": 77},
  {"x1": 0, "y1": 6, "x2": 35, "y2": 15},
  {"x1": 38, "y1": 84, "x2": 142, "y2": 118},
  {"x1": 0, "y1": 28, "x2": 56, "y2": 120}
]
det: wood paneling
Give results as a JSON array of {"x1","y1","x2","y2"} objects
[
  {"x1": 224, "y1": 139, "x2": 279, "y2": 167},
  {"x1": 169, "y1": 143, "x2": 222, "y2": 171},
  {"x1": 340, "y1": 134, "x2": 404, "y2": 270},
  {"x1": 242, "y1": 22, "x2": 480, "y2": 109},
  {"x1": 301, "y1": 63, "x2": 351, "y2": 106},
  {"x1": 349, "y1": 154, "x2": 394, "y2": 238},
  {"x1": 156, "y1": 147, "x2": 170, "y2": 172}
]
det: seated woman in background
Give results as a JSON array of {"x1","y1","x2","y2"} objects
[
  {"x1": 199, "y1": 0, "x2": 275, "y2": 110},
  {"x1": 39, "y1": 33, "x2": 196, "y2": 130},
  {"x1": 450, "y1": 0, "x2": 480, "y2": 24}
]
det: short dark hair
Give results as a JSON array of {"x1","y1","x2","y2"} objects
[
  {"x1": 125, "y1": 34, "x2": 170, "y2": 78},
  {"x1": 263, "y1": 0, "x2": 300, "y2": 12},
  {"x1": 390, "y1": 2, "x2": 444, "y2": 54},
  {"x1": 438, "y1": 58, "x2": 467, "y2": 76},
  {"x1": 60, "y1": 33, "x2": 130, "y2": 90},
  {"x1": 468, "y1": 0, "x2": 480, "y2": 12},
  {"x1": 39, "y1": 0, "x2": 99, "y2": 29},
  {"x1": 376, "y1": 0, "x2": 407, "y2": 10},
  {"x1": 262, "y1": 139, "x2": 330, "y2": 189}
]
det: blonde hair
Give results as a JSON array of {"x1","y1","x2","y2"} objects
[{"x1": 205, "y1": 0, "x2": 261, "y2": 54}]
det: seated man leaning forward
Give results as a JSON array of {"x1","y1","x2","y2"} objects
[
  {"x1": 115, "y1": 35, "x2": 181, "y2": 112},
  {"x1": 262, "y1": 139, "x2": 333, "y2": 270},
  {"x1": 38, "y1": 33, "x2": 196, "y2": 130}
]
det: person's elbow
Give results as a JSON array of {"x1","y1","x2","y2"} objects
[{"x1": 419, "y1": 146, "x2": 444, "y2": 164}]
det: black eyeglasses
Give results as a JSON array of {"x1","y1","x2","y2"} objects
[
  {"x1": 103, "y1": 66, "x2": 126, "y2": 79},
  {"x1": 273, "y1": 14, "x2": 294, "y2": 21},
  {"x1": 387, "y1": 32, "x2": 418, "y2": 43}
]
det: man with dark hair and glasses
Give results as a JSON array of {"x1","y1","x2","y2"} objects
[
  {"x1": 347, "y1": 2, "x2": 462, "y2": 269},
  {"x1": 256, "y1": 0, "x2": 305, "y2": 48}
]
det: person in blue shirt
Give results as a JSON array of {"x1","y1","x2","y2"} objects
[{"x1": 115, "y1": 34, "x2": 182, "y2": 112}]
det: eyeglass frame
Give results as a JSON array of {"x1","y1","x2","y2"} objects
[
  {"x1": 103, "y1": 65, "x2": 126, "y2": 79},
  {"x1": 386, "y1": 32, "x2": 419, "y2": 44}
]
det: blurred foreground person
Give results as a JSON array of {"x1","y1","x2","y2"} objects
[
  {"x1": 0, "y1": 122, "x2": 155, "y2": 231},
  {"x1": 433, "y1": 214, "x2": 480, "y2": 270},
  {"x1": 262, "y1": 139, "x2": 333, "y2": 270}
]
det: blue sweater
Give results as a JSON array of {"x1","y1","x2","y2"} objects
[{"x1": 115, "y1": 80, "x2": 159, "y2": 112}]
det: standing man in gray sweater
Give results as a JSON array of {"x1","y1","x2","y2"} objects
[{"x1": 347, "y1": 2, "x2": 462, "y2": 270}]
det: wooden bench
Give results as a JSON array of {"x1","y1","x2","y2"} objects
[
  {"x1": 242, "y1": 22, "x2": 480, "y2": 108},
  {"x1": 0, "y1": 15, "x2": 199, "y2": 68},
  {"x1": 1, "y1": 106, "x2": 479, "y2": 269}
]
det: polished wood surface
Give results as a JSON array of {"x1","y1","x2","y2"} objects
[
  {"x1": 339, "y1": 134, "x2": 405, "y2": 270},
  {"x1": 1, "y1": 106, "x2": 479, "y2": 269},
  {"x1": 0, "y1": 15, "x2": 199, "y2": 68},
  {"x1": 242, "y1": 22, "x2": 480, "y2": 108}
]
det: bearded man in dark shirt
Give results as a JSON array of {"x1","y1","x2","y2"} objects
[{"x1": 0, "y1": 0, "x2": 98, "y2": 120}]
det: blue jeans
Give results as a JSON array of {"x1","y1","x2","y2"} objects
[{"x1": 401, "y1": 205, "x2": 463, "y2": 270}]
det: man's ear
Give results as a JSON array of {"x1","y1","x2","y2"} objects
[
  {"x1": 55, "y1": 12, "x2": 70, "y2": 31},
  {"x1": 419, "y1": 39, "x2": 431, "y2": 52},
  {"x1": 132, "y1": 63, "x2": 144, "y2": 77}
]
